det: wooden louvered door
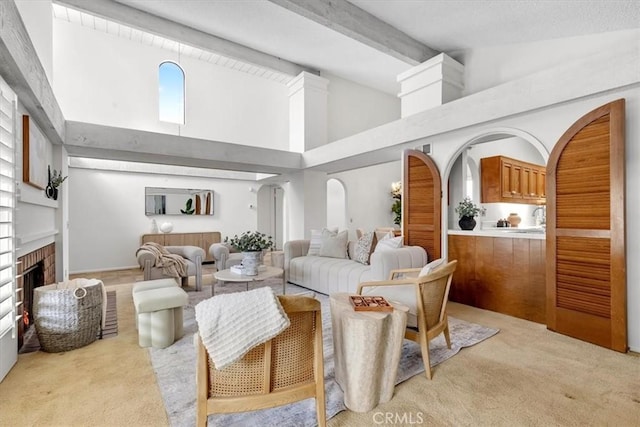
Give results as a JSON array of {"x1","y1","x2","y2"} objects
[
  {"x1": 403, "y1": 149, "x2": 442, "y2": 260},
  {"x1": 546, "y1": 99, "x2": 627, "y2": 352}
]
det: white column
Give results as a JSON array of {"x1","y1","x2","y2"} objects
[
  {"x1": 397, "y1": 53, "x2": 464, "y2": 118},
  {"x1": 53, "y1": 144, "x2": 69, "y2": 281},
  {"x1": 287, "y1": 72, "x2": 329, "y2": 153},
  {"x1": 284, "y1": 170, "x2": 327, "y2": 240}
]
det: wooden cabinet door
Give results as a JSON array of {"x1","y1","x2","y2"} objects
[
  {"x1": 164, "y1": 234, "x2": 186, "y2": 246},
  {"x1": 546, "y1": 99, "x2": 626, "y2": 352},
  {"x1": 537, "y1": 171, "x2": 546, "y2": 198},
  {"x1": 510, "y1": 162, "x2": 523, "y2": 198},
  {"x1": 500, "y1": 160, "x2": 514, "y2": 198},
  {"x1": 521, "y1": 166, "x2": 532, "y2": 199},
  {"x1": 141, "y1": 234, "x2": 165, "y2": 246},
  {"x1": 182, "y1": 233, "x2": 204, "y2": 250},
  {"x1": 403, "y1": 149, "x2": 441, "y2": 260},
  {"x1": 528, "y1": 168, "x2": 539, "y2": 198}
]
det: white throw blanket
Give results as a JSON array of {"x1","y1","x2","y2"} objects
[{"x1": 195, "y1": 287, "x2": 290, "y2": 370}]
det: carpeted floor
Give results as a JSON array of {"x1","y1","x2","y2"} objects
[
  {"x1": 19, "y1": 290, "x2": 118, "y2": 354},
  {"x1": 149, "y1": 279, "x2": 499, "y2": 427},
  {"x1": 1, "y1": 272, "x2": 639, "y2": 426}
]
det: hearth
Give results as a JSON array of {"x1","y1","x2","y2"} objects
[
  {"x1": 17, "y1": 243, "x2": 55, "y2": 349},
  {"x1": 21, "y1": 261, "x2": 44, "y2": 333}
]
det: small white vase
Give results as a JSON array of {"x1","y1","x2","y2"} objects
[
  {"x1": 241, "y1": 251, "x2": 261, "y2": 276},
  {"x1": 159, "y1": 222, "x2": 173, "y2": 233},
  {"x1": 150, "y1": 219, "x2": 159, "y2": 234}
]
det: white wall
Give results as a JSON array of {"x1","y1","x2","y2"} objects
[
  {"x1": 324, "y1": 72, "x2": 400, "y2": 142},
  {"x1": 453, "y1": 29, "x2": 639, "y2": 96},
  {"x1": 15, "y1": 102, "x2": 59, "y2": 259},
  {"x1": 52, "y1": 19, "x2": 290, "y2": 150},
  {"x1": 329, "y1": 161, "x2": 401, "y2": 240},
  {"x1": 67, "y1": 166, "x2": 259, "y2": 273}
]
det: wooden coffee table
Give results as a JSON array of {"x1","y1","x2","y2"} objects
[{"x1": 213, "y1": 266, "x2": 284, "y2": 296}]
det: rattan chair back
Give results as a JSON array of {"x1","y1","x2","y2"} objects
[
  {"x1": 410, "y1": 260, "x2": 457, "y2": 379},
  {"x1": 196, "y1": 295, "x2": 326, "y2": 427}
]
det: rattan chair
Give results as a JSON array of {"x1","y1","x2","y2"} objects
[
  {"x1": 357, "y1": 260, "x2": 458, "y2": 379},
  {"x1": 195, "y1": 295, "x2": 326, "y2": 427}
]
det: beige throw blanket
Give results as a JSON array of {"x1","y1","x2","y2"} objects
[
  {"x1": 136, "y1": 242, "x2": 187, "y2": 279},
  {"x1": 195, "y1": 287, "x2": 290, "y2": 370}
]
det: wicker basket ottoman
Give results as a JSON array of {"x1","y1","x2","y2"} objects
[{"x1": 33, "y1": 279, "x2": 105, "y2": 353}]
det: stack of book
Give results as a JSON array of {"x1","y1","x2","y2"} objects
[{"x1": 230, "y1": 265, "x2": 245, "y2": 275}]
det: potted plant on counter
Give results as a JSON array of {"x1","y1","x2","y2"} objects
[
  {"x1": 455, "y1": 197, "x2": 486, "y2": 231},
  {"x1": 225, "y1": 231, "x2": 274, "y2": 275}
]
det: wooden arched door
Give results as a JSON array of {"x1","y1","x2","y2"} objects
[
  {"x1": 403, "y1": 149, "x2": 442, "y2": 260},
  {"x1": 546, "y1": 99, "x2": 627, "y2": 352}
]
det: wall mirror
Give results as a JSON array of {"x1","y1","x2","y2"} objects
[{"x1": 145, "y1": 187, "x2": 213, "y2": 215}]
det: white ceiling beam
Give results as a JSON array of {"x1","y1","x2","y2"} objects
[
  {"x1": 64, "y1": 121, "x2": 303, "y2": 175},
  {"x1": 0, "y1": 1, "x2": 65, "y2": 145},
  {"x1": 267, "y1": 0, "x2": 438, "y2": 65},
  {"x1": 54, "y1": 0, "x2": 318, "y2": 77}
]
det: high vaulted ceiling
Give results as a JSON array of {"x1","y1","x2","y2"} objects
[{"x1": 58, "y1": 0, "x2": 640, "y2": 95}]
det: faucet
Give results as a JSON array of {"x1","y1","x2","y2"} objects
[{"x1": 532, "y1": 206, "x2": 546, "y2": 226}]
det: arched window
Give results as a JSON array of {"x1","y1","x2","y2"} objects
[{"x1": 158, "y1": 62, "x2": 185, "y2": 124}]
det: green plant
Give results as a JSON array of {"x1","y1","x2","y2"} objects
[
  {"x1": 181, "y1": 198, "x2": 195, "y2": 215},
  {"x1": 225, "y1": 231, "x2": 274, "y2": 252},
  {"x1": 391, "y1": 200, "x2": 402, "y2": 226},
  {"x1": 390, "y1": 181, "x2": 402, "y2": 226},
  {"x1": 49, "y1": 168, "x2": 67, "y2": 188},
  {"x1": 455, "y1": 197, "x2": 486, "y2": 219}
]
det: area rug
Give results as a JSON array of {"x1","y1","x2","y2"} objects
[
  {"x1": 149, "y1": 280, "x2": 499, "y2": 426},
  {"x1": 19, "y1": 290, "x2": 118, "y2": 353}
]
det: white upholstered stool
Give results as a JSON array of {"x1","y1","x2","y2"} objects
[
  {"x1": 132, "y1": 278, "x2": 179, "y2": 294},
  {"x1": 133, "y1": 287, "x2": 188, "y2": 348},
  {"x1": 132, "y1": 278, "x2": 180, "y2": 329}
]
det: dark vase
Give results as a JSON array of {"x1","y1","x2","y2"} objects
[
  {"x1": 45, "y1": 184, "x2": 58, "y2": 200},
  {"x1": 458, "y1": 216, "x2": 476, "y2": 230}
]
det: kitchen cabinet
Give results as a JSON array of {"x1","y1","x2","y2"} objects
[
  {"x1": 481, "y1": 155, "x2": 546, "y2": 203},
  {"x1": 448, "y1": 234, "x2": 546, "y2": 323}
]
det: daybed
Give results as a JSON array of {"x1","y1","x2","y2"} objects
[{"x1": 284, "y1": 239, "x2": 428, "y2": 295}]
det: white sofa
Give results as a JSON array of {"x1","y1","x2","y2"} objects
[{"x1": 284, "y1": 239, "x2": 428, "y2": 295}]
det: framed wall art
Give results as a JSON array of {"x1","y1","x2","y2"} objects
[{"x1": 22, "y1": 115, "x2": 50, "y2": 190}]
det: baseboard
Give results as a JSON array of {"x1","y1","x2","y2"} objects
[{"x1": 70, "y1": 264, "x2": 140, "y2": 275}]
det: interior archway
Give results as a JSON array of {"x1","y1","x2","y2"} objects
[
  {"x1": 326, "y1": 178, "x2": 347, "y2": 231},
  {"x1": 442, "y1": 128, "x2": 549, "y2": 244}
]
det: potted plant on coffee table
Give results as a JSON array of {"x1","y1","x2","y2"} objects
[
  {"x1": 225, "y1": 231, "x2": 274, "y2": 276},
  {"x1": 455, "y1": 197, "x2": 485, "y2": 231}
]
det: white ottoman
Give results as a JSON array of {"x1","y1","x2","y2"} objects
[
  {"x1": 133, "y1": 287, "x2": 188, "y2": 348},
  {"x1": 132, "y1": 278, "x2": 179, "y2": 294},
  {"x1": 132, "y1": 278, "x2": 180, "y2": 329}
]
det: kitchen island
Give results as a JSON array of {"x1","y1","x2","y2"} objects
[{"x1": 447, "y1": 230, "x2": 546, "y2": 324}]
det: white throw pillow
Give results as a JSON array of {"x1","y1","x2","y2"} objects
[
  {"x1": 353, "y1": 231, "x2": 376, "y2": 265},
  {"x1": 374, "y1": 233, "x2": 403, "y2": 252},
  {"x1": 307, "y1": 227, "x2": 338, "y2": 256},
  {"x1": 319, "y1": 230, "x2": 348, "y2": 259},
  {"x1": 419, "y1": 258, "x2": 446, "y2": 277},
  {"x1": 375, "y1": 230, "x2": 394, "y2": 242}
]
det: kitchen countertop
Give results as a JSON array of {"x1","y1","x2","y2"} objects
[{"x1": 448, "y1": 227, "x2": 546, "y2": 239}]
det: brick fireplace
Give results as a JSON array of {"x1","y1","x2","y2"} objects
[{"x1": 17, "y1": 243, "x2": 55, "y2": 349}]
